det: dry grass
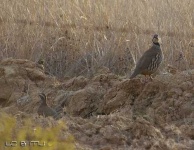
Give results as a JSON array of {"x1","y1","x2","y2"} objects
[
  {"x1": 0, "y1": 113, "x2": 75, "y2": 150},
  {"x1": 0, "y1": 0, "x2": 194, "y2": 77}
]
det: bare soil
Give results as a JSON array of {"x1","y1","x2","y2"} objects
[{"x1": 1, "y1": 58, "x2": 194, "y2": 150}]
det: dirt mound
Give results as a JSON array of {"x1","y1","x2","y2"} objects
[
  {"x1": 1, "y1": 58, "x2": 194, "y2": 149},
  {"x1": 0, "y1": 58, "x2": 57, "y2": 113}
]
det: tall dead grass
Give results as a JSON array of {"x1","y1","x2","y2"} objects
[{"x1": 0, "y1": 0, "x2": 194, "y2": 77}]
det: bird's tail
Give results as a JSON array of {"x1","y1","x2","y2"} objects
[
  {"x1": 130, "y1": 72, "x2": 137, "y2": 79},
  {"x1": 129, "y1": 64, "x2": 138, "y2": 79}
]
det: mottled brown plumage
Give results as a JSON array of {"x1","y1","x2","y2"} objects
[
  {"x1": 38, "y1": 93, "x2": 60, "y2": 119},
  {"x1": 130, "y1": 34, "x2": 163, "y2": 79}
]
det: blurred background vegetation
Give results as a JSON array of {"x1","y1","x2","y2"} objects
[
  {"x1": 0, "y1": 0, "x2": 194, "y2": 77},
  {"x1": 0, "y1": 113, "x2": 74, "y2": 150}
]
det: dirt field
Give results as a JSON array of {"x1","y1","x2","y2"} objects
[{"x1": 0, "y1": 58, "x2": 194, "y2": 149}]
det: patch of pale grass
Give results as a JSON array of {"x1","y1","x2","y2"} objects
[{"x1": 0, "y1": 112, "x2": 75, "y2": 150}]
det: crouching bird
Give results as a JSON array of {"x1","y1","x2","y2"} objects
[
  {"x1": 38, "y1": 93, "x2": 61, "y2": 120},
  {"x1": 130, "y1": 34, "x2": 163, "y2": 80}
]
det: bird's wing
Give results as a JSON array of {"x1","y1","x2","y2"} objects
[{"x1": 135, "y1": 46, "x2": 158, "y2": 71}]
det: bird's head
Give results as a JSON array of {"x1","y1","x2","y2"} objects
[
  {"x1": 152, "y1": 34, "x2": 162, "y2": 45},
  {"x1": 38, "y1": 59, "x2": 44, "y2": 65},
  {"x1": 38, "y1": 93, "x2": 47, "y2": 104}
]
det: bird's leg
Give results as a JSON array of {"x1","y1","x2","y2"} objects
[{"x1": 142, "y1": 75, "x2": 153, "y2": 83}]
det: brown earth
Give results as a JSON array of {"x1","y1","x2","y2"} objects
[{"x1": 0, "y1": 58, "x2": 194, "y2": 150}]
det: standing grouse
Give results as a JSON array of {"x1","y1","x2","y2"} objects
[
  {"x1": 38, "y1": 93, "x2": 61, "y2": 119},
  {"x1": 130, "y1": 34, "x2": 163, "y2": 79}
]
